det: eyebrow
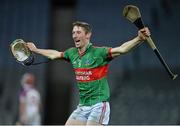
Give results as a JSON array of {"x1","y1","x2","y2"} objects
[{"x1": 72, "y1": 29, "x2": 82, "y2": 33}]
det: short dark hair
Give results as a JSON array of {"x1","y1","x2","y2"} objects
[{"x1": 73, "y1": 21, "x2": 92, "y2": 34}]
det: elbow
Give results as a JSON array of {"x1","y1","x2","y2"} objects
[
  {"x1": 47, "y1": 55, "x2": 57, "y2": 60},
  {"x1": 119, "y1": 44, "x2": 131, "y2": 54},
  {"x1": 48, "y1": 57, "x2": 54, "y2": 60},
  {"x1": 119, "y1": 48, "x2": 129, "y2": 54},
  {"x1": 48, "y1": 52, "x2": 61, "y2": 60}
]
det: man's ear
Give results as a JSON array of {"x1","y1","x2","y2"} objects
[{"x1": 86, "y1": 32, "x2": 92, "y2": 39}]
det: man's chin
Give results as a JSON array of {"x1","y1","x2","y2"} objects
[
  {"x1": 75, "y1": 45, "x2": 79, "y2": 48},
  {"x1": 75, "y1": 44, "x2": 81, "y2": 48}
]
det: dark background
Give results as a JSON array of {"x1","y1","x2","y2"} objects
[{"x1": 0, "y1": 0, "x2": 180, "y2": 125}]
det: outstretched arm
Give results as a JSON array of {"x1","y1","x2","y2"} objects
[
  {"x1": 111, "y1": 27, "x2": 150, "y2": 58},
  {"x1": 26, "y1": 42, "x2": 63, "y2": 60}
]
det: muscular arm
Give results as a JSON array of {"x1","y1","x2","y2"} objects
[
  {"x1": 33, "y1": 48, "x2": 63, "y2": 60},
  {"x1": 111, "y1": 36, "x2": 142, "y2": 57},
  {"x1": 111, "y1": 27, "x2": 150, "y2": 58},
  {"x1": 26, "y1": 43, "x2": 63, "y2": 60}
]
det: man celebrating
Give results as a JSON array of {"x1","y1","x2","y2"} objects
[{"x1": 26, "y1": 21, "x2": 150, "y2": 125}]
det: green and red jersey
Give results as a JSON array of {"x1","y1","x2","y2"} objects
[{"x1": 63, "y1": 43, "x2": 113, "y2": 106}]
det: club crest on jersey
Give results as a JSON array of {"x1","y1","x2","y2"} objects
[{"x1": 84, "y1": 60, "x2": 91, "y2": 66}]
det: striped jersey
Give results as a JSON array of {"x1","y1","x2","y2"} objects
[{"x1": 63, "y1": 43, "x2": 113, "y2": 105}]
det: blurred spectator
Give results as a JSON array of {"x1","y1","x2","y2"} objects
[{"x1": 18, "y1": 73, "x2": 41, "y2": 125}]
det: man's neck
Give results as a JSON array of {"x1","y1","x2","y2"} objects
[{"x1": 78, "y1": 42, "x2": 89, "y2": 54}]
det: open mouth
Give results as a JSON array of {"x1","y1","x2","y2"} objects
[
  {"x1": 75, "y1": 40, "x2": 80, "y2": 47},
  {"x1": 75, "y1": 40, "x2": 80, "y2": 43}
]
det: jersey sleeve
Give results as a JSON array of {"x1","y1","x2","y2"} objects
[
  {"x1": 63, "y1": 50, "x2": 70, "y2": 61},
  {"x1": 62, "y1": 48, "x2": 71, "y2": 62},
  {"x1": 62, "y1": 47, "x2": 76, "y2": 62},
  {"x1": 100, "y1": 47, "x2": 113, "y2": 61}
]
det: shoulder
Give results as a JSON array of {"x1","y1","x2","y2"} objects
[
  {"x1": 92, "y1": 45, "x2": 113, "y2": 60},
  {"x1": 92, "y1": 45, "x2": 110, "y2": 49},
  {"x1": 62, "y1": 47, "x2": 77, "y2": 61},
  {"x1": 92, "y1": 45, "x2": 110, "y2": 53},
  {"x1": 65, "y1": 47, "x2": 77, "y2": 52},
  {"x1": 64, "y1": 47, "x2": 77, "y2": 55}
]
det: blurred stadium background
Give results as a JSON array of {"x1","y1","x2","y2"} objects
[{"x1": 0, "y1": 0, "x2": 180, "y2": 125}]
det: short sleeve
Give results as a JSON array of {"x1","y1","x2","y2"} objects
[
  {"x1": 62, "y1": 47, "x2": 76, "y2": 62},
  {"x1": 63, "y1": 50, "x2": 70, "y2": 61},
  {"x1": 62, "y1": 48, "x2": 72, "y2": 62},
  {"x1": 100, "y1": 47, "x2": 113, "y2": 61}
]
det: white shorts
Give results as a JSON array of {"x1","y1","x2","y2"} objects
[{"x1": 68, "y1": 101, "x2": 110, "y2": 125}]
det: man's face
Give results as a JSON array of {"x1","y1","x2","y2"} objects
[
  {"x1": 72, "y1": 26, "x2": 91, "y2": 49},
  {"x1": 22, "y1": 73, "x2": 35, "y2": 86}
]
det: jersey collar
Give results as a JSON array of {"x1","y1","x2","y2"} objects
[{"x1": 78, "y1": 42, "x2": 92, "y2": 57}]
